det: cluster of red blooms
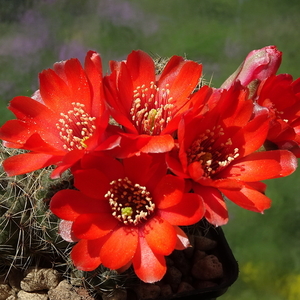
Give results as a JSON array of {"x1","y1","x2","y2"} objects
[{"x1": 0, "y1": 46, "x2": 299, "y2": 283}]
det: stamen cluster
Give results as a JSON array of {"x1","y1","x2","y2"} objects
[
  {"x1": 187, "y1": 126, "x2": 240, "y2": 177},
  {"x1": 56, "y1": 102, "x2": 96, "y2": 151},
  {"x1": 105, "y1": 177, "x2": 155, "y2": 225},
  {"x1": 130, "y1": 82, "x2": 174, "y2": 135}
]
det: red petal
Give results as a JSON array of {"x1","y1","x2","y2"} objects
[
  {"x1": 0, "y1": 119, "x2": 36, "y2": 145},
  {"x1": 84, "y1": 51, "x2": 105, "y2": 116},
  {"x1": 132, "y1": 235, "x2": 166, "y2": 283},
  {"x1": 20, "y1": 133, "x2": 63, "y2": 153},
  {"x1": 159, "y1": 193, "x2": 204, "y2": 225},
  {"x1": 50, "y1": 189, "x2": 109, "y2": 221},
  {"x1": 100, "y1": 226, "x2": 138, "y2": 270},
  {"x1": 80, "y1": 153, "x2": 124, "y2": 181},
  {"x1": 166, "y1": 150, "x2": 190, "y2": 179},
  {"x1": 126, "y1": 50, "x2": 155, "y2": 89},
  {"x1": 220, "y1": 184, "x2": 271, "y2": 213},
  {"x1": 50, "y1": 150, "x2": 84, "y2": 179},
  {"x1": 193, "y1": 184, "x2": 229, "y2": 226},
  {"x1": 39, "y1": 68, "x2": 71, "y2": 112},
  {"x1": 72, "y1": 213, "x2": 119, "y2": 240},
  {"x1": 158, "y1": 55, "x2": 184, "y2": 82},
  {"x1": 174, "y1": 226, "x2": 191, "y2": 250},
  {"x1": 187, "y1": 161, "x2": 205, "y2": 182},
  {"x1": 139, "y1": 134, "x2": 175, "y2": 153},
  {"x1": 2, "y1": 152, "x2": 60, "y2": 176},
  {"x1": 143, "y1": 216, "x2": 177, "y2": 255},
  {"x1": 154, "y1": 175, "x2": 185, "y2": 209},
  {"x1": 233, "y1": 113, "x2": 269, "y2": 157},
  {"x1": 159, "y1": 59, "x2": 202, "y2": 108},
  {"x1": 62, "y1": 58, "x2": 92, "y2": 110},
  {"x1": 73, "y1": 169, "x2": 111, "y2": 199},
  {"x1": 219, "y1": 150, "x2": 297, "y2": 181},
  {"x1": 71, "y1": 239, "x2": 103, "y2": 271}
]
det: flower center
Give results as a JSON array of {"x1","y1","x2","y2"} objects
[
  {"x1": 104, "y1": 177, "x2": 155, "y2": 225},
  {"x1": 187, "y1": 126, "x2": 240, "y2": 178},
  {"x1": 130, "y1": 82, "x2": 174, "y2": 135},
  {"x1": 56, "y1": 102, "x2": 96, "y2": 151}
]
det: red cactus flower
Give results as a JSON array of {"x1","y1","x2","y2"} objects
[
  {"x1": 104, "y1": 50, "x2": 202, "y2": 157},
  {"x1": 256, "y1": 74, "x2": 300, "y2": 157},
  {"x1": 167, "y1": 83, "x2": 297, "y2": 226},
  {"x1": 50, "y1": 153, "x2": 204, "y2": 283},
  {"x1": 0, "y1": 51, "x2": 119, "y2": 178}
]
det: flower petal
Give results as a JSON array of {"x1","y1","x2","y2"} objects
[
  {"x1": 220, "y1": 183, "x2": 271, "y2": 213},
  {"x1": 71, "y1": 238, "x2": 104, "y2": 271},
  {"x1": 233, "y1": 113, "x2": 269, "y2": 157},
  {"x1": 84, "y1": 50, "x2": 105, "y2": 116},
  {"x1": 139, "y1": 134, "x2": 175, "y2": 153},
  {"x1": 2, "y1": 152, "x2": 60, "y2": 177},
  {"x1": 72, "y1": 213, "x2": 119, "y2": 240},
  {"x1": 100, "y1": 226, "x2": 138, "y2": 270},
  {"x1": 143, "y1": 216, "x2": 177, "y2": 255},
  {"x1": 50, "y1": 189, "x2": 109, "y2": 221},
  {"x1": 126, "y1": 50, "x2": 156, "y2": 89},
  {"x1": 219, "y1": 150, "x2": 297, "y2": 181},
  {"x1": 159, "y1": 58, "x2": 202, "y2": 108},
  {"x1": 174, "y1": 226, "x2": 191, "y2": 250},
  {"x1": 158, "y1": 193, "x2": 204, "y2": 225},
  {"x1": 193, "y1": 184, "x2": 229, "y2": 226},
  {"x1": 50, "y1": 149, "x2": 84, "y2": 179},
  {"x1": 132, "y1": 235, "x2": 166, "y2": 283},
  {"x1": 153, "y1": 175, "x2": 185, "y2": 209},
  {"x1": 73, "y1": 169, "x2": 111, "y2": 199}
]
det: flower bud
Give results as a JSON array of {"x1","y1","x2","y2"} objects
[{"x1": 221, "y1": 45, "x2": 282, "y2": 91}]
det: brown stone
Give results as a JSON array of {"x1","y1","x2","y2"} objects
[
  {"x1": 48, "y1": 280, "x2": 81, "y2": 300},
  {"x1": 194, "y1": 235, "x2": 217, "y2": 251},
  {"x1": 170, "y1": 250, "x2": 191, "y2": 276},
  {"x1": 159, "y1": 284, "x2": 173, "y2": 298},
  {"x1": 193, "y1": 250, "x2": 206, "y2": 264},
  {"x1": 194, "y1": 280, "x2": 218, "y2": 289},
  {"x1": 164, "y1": 265, "x2": 182, "y2": 292},
  {"x1": 17, "y1": 290, "x2": 48, "y2": 300},
  {"x1": 183, "y1": 234, "x2": 195, "y2": 259},
  {"x1": 0, "y1": 283, "x2": 15, "y2": 300},
  {"x1": 177, "y1": 281, "x2": 195, "y2": 294},
  {"x1": 134, "y1": 283, "x2": 160, "y2": 300},
  {"x1": 191, "y1": 255, "x2": 223, "y2": 280},
  {"x1": 21, "y1": 268, "x2": 60, "y2": 292}
]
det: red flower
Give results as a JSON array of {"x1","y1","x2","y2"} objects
[
  {"x1": 50, "y1": 153, "x2": 204, "y2": 283},
  {"x1": 167, "y1": 83, "x2": 297, "y2": 226},
  {"x1": 0, "y1": 51, "x2": 119, "y2": 178},
  {"x1": 256, "y1": 74, "x2": 300, "y2": 157},
  {"x1": 104, "y1": 50, "x2": 202, "y2": 157}
]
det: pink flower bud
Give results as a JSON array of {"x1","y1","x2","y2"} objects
[{"x1": 221, "y1": 45, "x2": 282, "y2": 90}]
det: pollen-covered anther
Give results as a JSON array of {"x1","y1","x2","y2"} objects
[
  {"x1": 187, "y1": 127, "x2": 240, "y2": 177},
  {"x1": 130, "y1": 82, "x2": 174, "y2": 135},
  {"x1": 105, "y1": 177, "x2": 155, "y2": 225},
  {"x1": 56, "y1": 102, "x2": 96, "y2": 151}
]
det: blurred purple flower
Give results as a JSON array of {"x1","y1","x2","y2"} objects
[
  {"x1": 97, "y1": 0, "x2": 159, "y2": 35},
  {"x1": 0, "y1": 9, "x2": 49, "y2": 57},
  {"x1": 58, "y1": 41, "x2": 89, "y2": 63}
]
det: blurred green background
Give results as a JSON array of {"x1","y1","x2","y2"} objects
[{"x1": 1, "y1": 0, "x2": 300, "y2": 299}]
